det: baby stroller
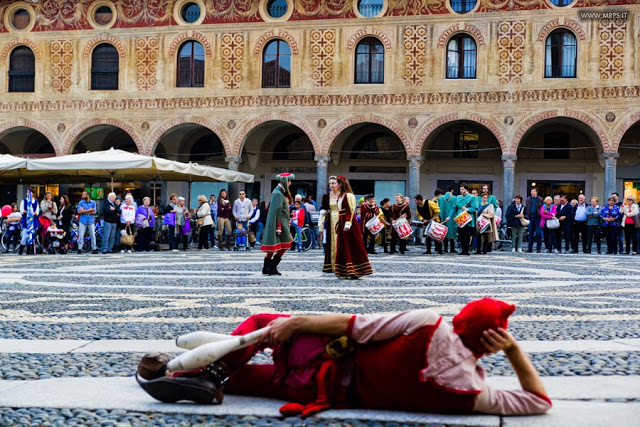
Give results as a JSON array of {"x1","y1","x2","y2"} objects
[
  {"x1": 42, "y1": 229, "x2": 67, "y2": 254},
  {"x1": 233, "y1": 229, "x2": 249, "y2": 251}
]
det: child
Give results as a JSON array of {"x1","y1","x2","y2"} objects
[
  {"x1": 46, "y1": 221, "x2": 65, "y2": 247},
  {"x1": 4, "y1": 204, "x2": 22, "y2": 252},
  {"x1": 234, "y1": 221, "x2": 248, "y2": 250}
]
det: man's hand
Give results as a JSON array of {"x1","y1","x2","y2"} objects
[
  {"x1": 480, "y1": 328, "x2": 516, "y2": 355},
  {"x1": 264, "y1": 317, "x2": 298, "y2": 346},
  {"x1": 559, "y1": 216, "x2": 566, "y2": 221}
]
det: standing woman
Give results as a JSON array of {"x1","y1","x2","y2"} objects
[
  {"x1": 621, "y1": 195, "x2": 638, "y2": 255},
  {"x1": 217, "y1": 189, "x2": 233, "y2": 251},
  {"x1": 120, "y1": 195, "x2": 136, "y2": 253},
  {"x1": 58, "y1": 195, "x2": 73, "y2": 251},
  {"x1": 176, "y1": 197, "x2": 190, "y2": 251},
  {"x1": 135, "y1": 197, "x2": 155, "y2": 252},
  {"x1": 540, "y1": 196, "x2": 558, "y2": 253},
  {"x1": 40, "y1": 191, "x2": 58, "y2": 222},
  {"x1": 321, "y1": 175, "x2": 372, "y2": 279},
  {"x1": 477, "y1": 193, "x2": 497, "y2": 254},
  {"x1": 585, "y1": 197, "x2": 602, "y2": 254},
  {"x1": 600, "y1": 196, "x2": 622, "y2": 255},
  {"x1": 261, "y1": 173, "x2": 295, "y2": 275},
  {"x1": 195, "y1": 195, "x2": 213, "y2": 250}
]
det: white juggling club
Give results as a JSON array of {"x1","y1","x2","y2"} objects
[{"x1": 175, "y1": 331, "x2": 234, "y2": 350}]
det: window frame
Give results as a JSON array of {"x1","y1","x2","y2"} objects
[
  {"x1": 354, "y1": 37, "x2": 385, "y2": 85},
  {"x1": 176, "y1": 40, "x2": 205, "y2": 88},
  {"x1": 262, "y1": 39, "x2": 292, "y2": 89},
  {"x1": 90, "y1": 43, "x2": 119, "y2": 91},
  {"x1": 446, "y1": 34, "x2": 477, "y2": 80},
  {"x1": 8, "y1": 45, "x2": 35, "y2": 93},
  {"x1": 544, "y1": 29, "x2": 577, "y2": 79}
]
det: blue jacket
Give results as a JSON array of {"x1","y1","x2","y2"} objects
[
  {"x1": 600, "y1": 205, "x2": 621, "y2": 227},
  {"x1": 585, "y1": 206, "x2": 601, "y2": 226}
]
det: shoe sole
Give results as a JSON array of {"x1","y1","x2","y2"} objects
[{"x1": 136, "y1": 374, "x2": 215, "y2": 404}]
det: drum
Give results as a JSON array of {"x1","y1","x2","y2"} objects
[
  {"x1": 365, "y1": 216, "x2": 385, "y2": 235},
  {"x1": 424, "y1": 221, "x2": 448, "y2": 241},
  {"x1": 454, "y1": 211, "x2": 472, "y2": 228},
  {"x1": 393, "y1": 217, "x2": 413, "y2": 239},
  {"x1": 477, "y1": 216, "x2": 491, "y2": 234}
]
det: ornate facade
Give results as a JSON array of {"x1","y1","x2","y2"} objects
[{"x1": 0, "y1": 0, "x2": 639, "y2": 206}]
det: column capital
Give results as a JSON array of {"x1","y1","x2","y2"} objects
[
  {"x1": 225, "y1": 156, "x2": 242, "y2": 164},
  {"x1": 314, "y1": 155, "x2": 331, "y2": 167},
  {"x1": 603, "y1": 152, "x2": 619, "y2": 168},
  {"x1": 602, "y1": 152, "x2": 620, "y2": 159},
  {"x1": 501, "y1": 154, "x2": 517, "y2": 168},
  {"x1": 407, "y1": 155, "x2": 424, "y2": 168}
]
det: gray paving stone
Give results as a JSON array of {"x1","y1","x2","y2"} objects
[{"x1": 502, "y1": 401, "x2": 640, "y2": 427}]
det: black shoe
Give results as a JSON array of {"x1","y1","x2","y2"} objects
[
  {"x1": 423, "y1": 251, "x2": 431, "y2": 255},
  {"x1": 267, "y1": 255, "x2": 282, "y2": 275},
  {"x1": 437, "y1": 251, "x2": 444, "y2": 254},
  {"x1": 91, "y1": 249, "x2": 99, "y2": 254},
  {"x1": 77, "y1": 250, "x2": 82, "y2": 255},
  {"x1": 536, "y1": 250, "x2": 541, "y2": 253},
  {"x1": 136, "y1": 374, "x2": 221, "y2": 405},
  {"x1": 262, "y1": 257, "x2": 271, "y2": 275},
  {"x1": 526, "y1": 249, "x2": 533, "y2": 253}
]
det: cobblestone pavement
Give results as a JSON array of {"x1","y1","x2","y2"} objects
[{"x1": 0, "y1": 249, "x2": 639, "y2": 426}]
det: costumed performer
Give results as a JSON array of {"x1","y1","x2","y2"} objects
[
  {"x1": 319, "y1": 176, "x2": 372, "y2": 279},
  {"x1": 136, "y1": 298, "x2": 552, "y2": 417},
  {"x1": 360, "y1": 194, "x2": 380, "y2": 255},
  {"x1": 261, "y1": 173, "x2": 295, "y2": 275},
  {"x1": 390, "y1": 193, "x2": 411, "y2": 255},
  {"x1": 455, "y1": 183, "x2": 479, "y2": 256},
  {"x1": 438, "y1": 185, "x2": 458, "y2": 253}
]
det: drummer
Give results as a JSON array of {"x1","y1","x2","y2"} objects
[
  {"x1": 414, "y1": 192, "x2": 442, "y2": 255},
  {"x1": 360, "y1": 194, "x2": 380, "y2": 255},
  {"x1": 390, "y1": 193, "x2": 411, "y2": 255},
  {"x1": 455, "y1": 183, "x2": 479, "y2": 256}
]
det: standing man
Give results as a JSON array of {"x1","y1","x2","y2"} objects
[
  {"x1": 390, "y1": 193, "x2": 411, "y2": 255},
  {"x1": 209, "y1": 194, "x2": 218, "y2": 249},
  {"x1": 360, "y1": 194, "x2": 380, "y2": 254},
  {"x1": 572, "y1": 194, "x2": 588, "y2": 253},
  {"x1": 414, "y1": 193, "x2": 441, "y2": 255},
  {"x1": 101, "y1": 192, "x2": 120, "y2": 254},
  {"x1": 77, "y1": 190, "x2": 99, "y2": 254},
  {"x1": 455, "y1": 183, "x2": 479, "y2": 256},
  {"x1": 233, "y1": 190, "x2": 252, "y2": 230},
  {"x1": 379, "y1": 198, "x2": 392, "y2": 253},
  {"x1": 261, "y1": 173, "x2": 295, "y2": 275},
  {"x1": 439, "y1": 185, "x2": 458, "y2": 253},
  {"x1": 557, "y1": 194, "x2": 574, "y2": 254},
  {"x1": 525, "y1": 188, "x2": 544, "y2": 253}
]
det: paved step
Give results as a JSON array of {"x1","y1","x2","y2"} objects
[
  {"x1": 0, "y1": 376, "x2": 638, "y2": 426},
  {"x1": 2, "y1": 338, "x2": 640, "y2": 354}
]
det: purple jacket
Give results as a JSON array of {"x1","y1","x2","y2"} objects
[
  {"x1": 539, "y1": 204, "x2": 557, "y2": 228},
  {"x1": 135, "y1": 206, "x2": 155, "y2": 229}
]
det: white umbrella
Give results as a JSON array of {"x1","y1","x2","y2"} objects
[
  {"x1": 25, "y1": 148, "x2": 254, "y2": 188},
  {"x1": 0, "y1": 154, "x2": 29, "y2": 183}
]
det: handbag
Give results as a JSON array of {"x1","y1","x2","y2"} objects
[
  {"x1": 120, "y1": 225, "x2": 135, "y2": 246},
  {"x1": 634, "y1": 215, "x2": 640, "y2": 229},
  {"x1": 519, "y1": 207, "x2": 530, "y2": 226},
  {"x1": 248, "y1": 230, "x2": 256, "y2": 243},
  {"x1": 546, "y1": 218, "x2": 560, "y2": 229}
]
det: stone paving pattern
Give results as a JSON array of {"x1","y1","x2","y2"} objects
[{"x1": 0, "y1": 249, "x2": 639, "y2": 426}]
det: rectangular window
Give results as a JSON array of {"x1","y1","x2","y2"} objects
[{"x1": 454, "y1": 131, "x2": 479, "y2": 158}]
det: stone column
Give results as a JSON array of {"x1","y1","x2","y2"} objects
[
  {"x1": 502, "y1": 154, "x2": 517, "y2": 205},
  {"x1": 603, "y1": 152, "x2": 619, "y2": 200},
  {"x1": 315, "y1": 155, "x2": 331, "y2": 203},
  {"x1": 225, "y1": 156, "x2": 243, "y2": 199},
  {"x1": 407, "y1": 155, "x2": 423, "y2": 212}
]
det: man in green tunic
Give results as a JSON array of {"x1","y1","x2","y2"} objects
[
  {"x1": 455, "y1": 183, "x2": 479, "y2": 256},
  {"x1": 261, "y1": 173, "x2": 295, "y2": 275},
  {"x1": 439, "y1": 185, "x2": 458, "y2": 253}
]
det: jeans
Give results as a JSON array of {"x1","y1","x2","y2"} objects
[
  {"x1": 101, "y1": 221, "x2": 117, "y2": 253},
  {"x1": 510, "y1": 226, "x2": 524, "y2": 250},
  {"x1": 78, "y1": 222, "x2": 97, "y2": 251},
  {"x1": 208, "y1": 224, "x2": 216, "y2": 247},
  {"x1": 560, "y1": 225, "x2": 572, "y2": 252},
  {"x1": 255, "y1": 222, "x2": 264, "y2": 244},
  {"x1": 6, "y1": 228, "x2": 20, "y2": 250},
  {"x1": 527, "y1": 220, "x2": 542, "y2": 251},
  {"x1": 586, "y1": 225, "x2": 601, "y2": 253},
  {"x1": 617, "y1": 227, "x2": 624, "y2": 253},
  {"x1": 295, "y1": 224, "x2": 303, "y2": 251}
]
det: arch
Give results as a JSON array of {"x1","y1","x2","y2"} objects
[
  {"x1": 437, "y1": 26, "x2": 485, "y2": 49},
  {"x1": 512, "y1": 110, "x2": 610, "y2": 154},
  {"x1": 537, "y1": 18, "x2": 586, "y2": 42},
  {"x1": 414, "y1": 113, "x2": 506, "y2": 155},
  {"x1": 82, "y1": 35, "x2": 126, "y2": 60},
  {"x1": 346, "y1": 28, "x2": 393, "y2": 51},
  {"x1": 0, "y1": 119, "x2": 60, "y2": 155},
  {"x1": 1, "y1": 38, "x2": 41, "y2": 61},
  {"x1": 148, "y1": 117, "x2": 231, "y2": 157},
  {"x1": 167, "y1": 31, "x2": 213, "y2": 57},
  {"x1": 254, "y1": 29, "x2": 299, "y2": 55},
  {"x1": 324, "y1": 115, "x2": 410, "y2": 156},
  {"x1": 63, "y1": 119, "x2": 143, "y2": 155},
  {"x1": 613, "y1": 112, "x2": 640, "y2": 152},
  {"x1": 234, "y1": 114, "x2": 320, "y2": 157}
]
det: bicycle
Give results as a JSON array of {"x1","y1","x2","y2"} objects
[
  {"x1": 292, "y1": 226, "x2": 314, "y2": 252},
  {"x1": 68, "y1": 219, "x2": 103, "y2": 251}
]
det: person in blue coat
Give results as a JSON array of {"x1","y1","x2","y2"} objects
[{"x1": 455, "y1": 183, "x2": 479, "y2": 256}]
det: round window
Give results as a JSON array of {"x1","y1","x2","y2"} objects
[
  {"x1": 357, "y1": 0, "x2": 384, "y2": 18},
  {"x1": 181, "y1": 2, "x2": 201, "y2": 23},
  {"x1": 549, "y1": 0, "x2": 573, "y2": 6},
  {"x1": 267, "y1": 0, "x2": 288, "y2": 19},
  {"x1": 449, "y1": 0, "x2": 477, "y2": 14},
  {"x1": 94, "y1": 5, "x2": 114, "y2": 26},
  {"x1": 11, "y1": 9, "x2": 30, "y2": 30}
]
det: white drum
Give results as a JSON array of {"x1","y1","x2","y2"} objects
[
  {"x1": 477, "y1": 216, "x2": 491, "y2": 234},
  {"x1": 393, "y1": 217, "x2": 413, "y2": 239},
  {"x1": 424, "y1": 221, "x2": 448, "y2": 241},
  {"x1": 365, "y1": 216, "x2": 385, "y2": 235}
]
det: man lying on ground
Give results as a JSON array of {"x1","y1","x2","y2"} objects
[{"x1": 137, "y1": 298, "x2": 551, "y2": 417}]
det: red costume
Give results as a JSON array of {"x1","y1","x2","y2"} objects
[{"x1": 218, "y1": 299, "x2": 552, "y2": 417}]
